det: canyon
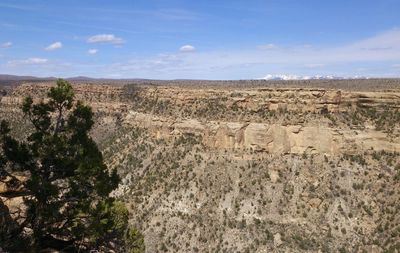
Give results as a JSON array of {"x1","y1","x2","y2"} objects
[{"x1": 1, "y1": 79, "x2": 400, "y2": 253}]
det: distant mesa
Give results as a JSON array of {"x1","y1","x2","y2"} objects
[
  {"x1": 0, "y1": 74, "x2": 56, "y2": 81},
  {"x1": 0, "y1": 74, "x2": 94, "y2": 81}
]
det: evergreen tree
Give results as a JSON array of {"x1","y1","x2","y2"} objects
[{"x1": 0, "y1": 79, "x2": 144, "y2": 252}]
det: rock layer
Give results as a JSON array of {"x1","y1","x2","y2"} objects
[{"x1": 125, "y1": 111, "x2": 400, "y2": 155}]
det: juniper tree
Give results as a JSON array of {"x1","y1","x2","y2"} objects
[{"x1": 0, "y1": 79, "x2": 144, "y2": 252}]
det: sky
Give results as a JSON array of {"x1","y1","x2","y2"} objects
[{"x1": 0, "y1": 0, "x2": 400, "y2": 79}]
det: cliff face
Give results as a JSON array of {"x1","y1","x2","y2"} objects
[
  {"x1": 1, "y1": 81, "x2": 400, "y2": 253},
  {"x1": 3, "y1": 83, "x2": 400, "y2": 156},
  {"x1": 125, "y1": 111, "x2": 400, "y2": 155}
]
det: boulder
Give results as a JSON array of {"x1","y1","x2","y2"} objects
[{"x1": 273, "y1": 233, "x2": 283, "y2": 247}]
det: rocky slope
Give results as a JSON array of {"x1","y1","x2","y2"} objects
[{"x1": 1, "y1": 80, "x2": 400, "y2": 252}]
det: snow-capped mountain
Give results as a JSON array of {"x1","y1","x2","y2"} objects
[{"x1": 260, "y1": 74, "x2": 368, "y2": 80}]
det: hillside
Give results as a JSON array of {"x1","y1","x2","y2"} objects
[{"x1": 1, "y1": 80, "x2": 399, "y2": 253}]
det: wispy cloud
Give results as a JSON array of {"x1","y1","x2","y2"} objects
[
  {"x1": 0, "y1": 23, "x2": 17, "y2": 29},
  {"x1": 152, "y1": 9, "x2": 200, "y2": 21},
  {"x1": 87, "y1": 34, "x2": 125, "y2": 44},
  {"x1": 179, "y1": 45, "x2": 195, "y2": 53},
  {"x1": 0, "y1": 3, "x2": 39, "y2": 11},
  {"x1": 78, "y1": 7, "x2": 201, "y2": 21},
  {"x1": 1, "y1": 42, "x2": 13, "y2": 48},
  {"x1": 350, "y1": 29, "x2": 400, "y2": 50},
  {"x1": 45, "y1": 41, "x2": 62, "y2": 51},
  {"x1": 257, "y1": 43, "x2": 278, "y2": 50},
  {"x1": 110, "y1": 53, "x2": 184, "y2": 73},
  {"x1": 88, "y1": 49, "x2": 98, "y2": 55},
  {"x1": 8, "y1": 58, "x2": 48, "y2": 66}
]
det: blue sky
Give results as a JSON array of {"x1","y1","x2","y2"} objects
[{"x1": 0, "y1": 0, "x2": 400, "y2": 79}]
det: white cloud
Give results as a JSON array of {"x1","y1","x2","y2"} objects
[
  {"x1": 257, "y1": 43, "x2": 277, "y2": 50},
  {"x1": 88, "y1": 49, "x2": 98, "y2": 55},
  {"x1": 8, "y1": 57, "x2": 48, "y2": 66},
  {"x1": 1, "y1": 41, "x2": 12, "y2": 48},
  {"x1": 87, "y1": 34, "x2": 125, "y2": 44},
  {"x1": 45, "y1": 41, "x2": 62, "y2": 51},
  {"x1": 153, "y1": 9, "x2": 200, "y2": 21},
  {"x1": 179, "y1": 45, "x2": 195, "y2": 52}
]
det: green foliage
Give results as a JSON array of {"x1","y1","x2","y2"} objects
[
  {"x1": 85, "y1": 200, "x2": 128, "y2": 243},
  {"x1": 0, "y1": 79, "x2": 143, "y2": 252},
  {"x1": 126, "y1": 226, "x2": 146, "y2": 253}
]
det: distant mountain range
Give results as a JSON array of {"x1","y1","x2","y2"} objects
[
  {"x1": 0, "y1": 74, "x2": 98, "y2": 81},
  {"x1": 0, "y1": 74, "x2": 392, "y2": 82},
  {"x1": 0, "y1": 74, "x2": 156, "y2": 83},
  {"x1": 260, "y1": 74, "x2": 369, "y2": 80},
  {"x1": 0, "y1": 74, "x2": 54, "y2": 81}
]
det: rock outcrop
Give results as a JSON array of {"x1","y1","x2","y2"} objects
[{"x1": 125, "y1": 111, "x2": 400, "y2": 155}]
